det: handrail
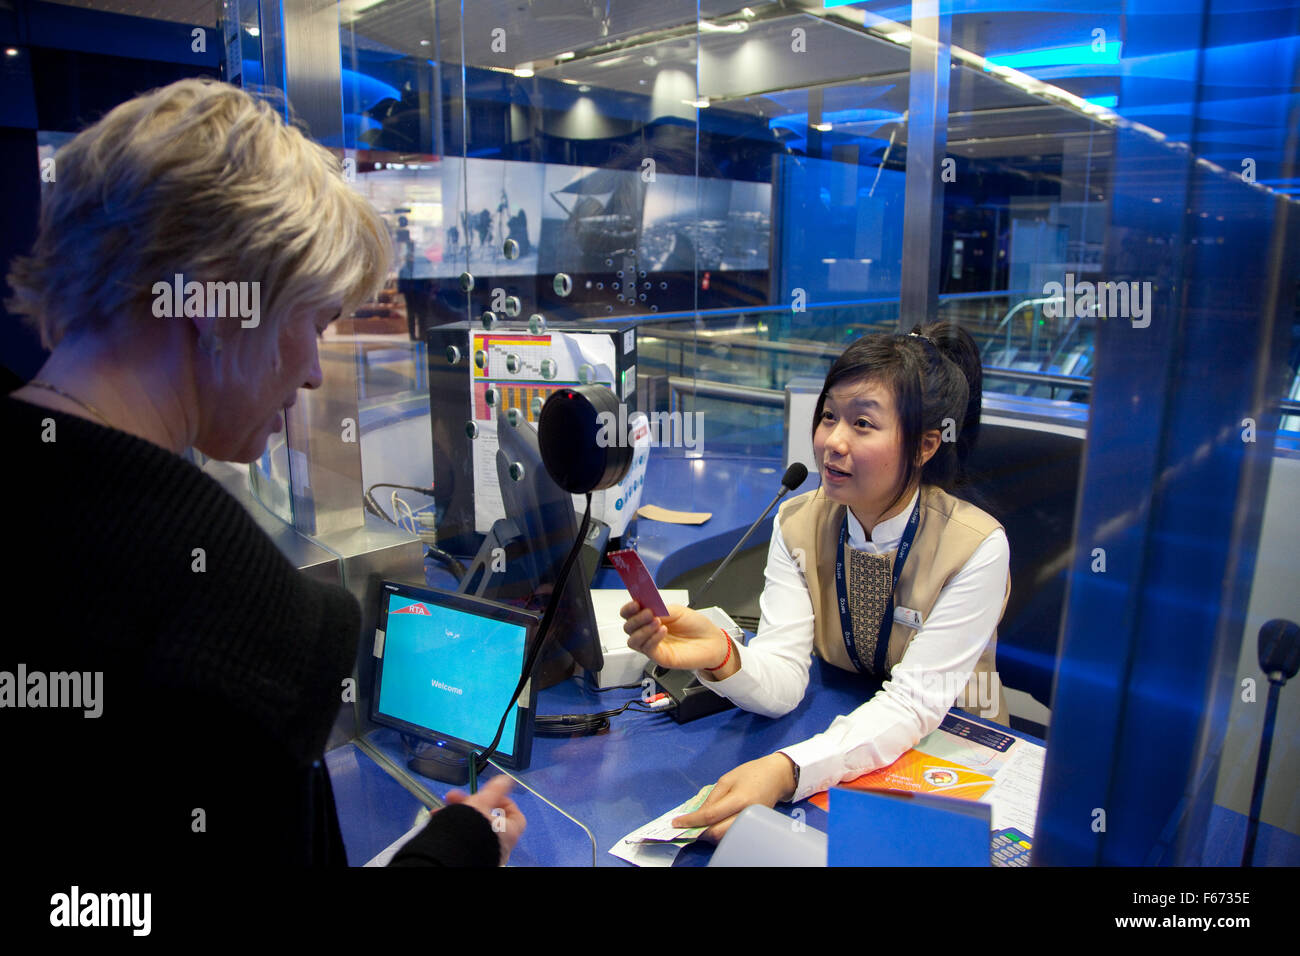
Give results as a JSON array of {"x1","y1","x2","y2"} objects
[
  {"x1": 644, "y1": 327, "x2": 843, "y2": 358},
  {"x1": 1041, "y1": 311, "x2": 1087, "y2": 372},
  {"x1": 983, "y1": 367, "x2": 1093, "y2": 392},
  {"x1": 987, "y1": 295, "x2": 1103, "y2": 360},
  {"x1": 667, "y1": 376, "x2": 784, "y2": 414},
  {"x1": 666, "y1": 369, "x2": 1095, "y2": 407},
  {"x1": 990, "y1": 296, "x2": 1052, "y2": 356}
]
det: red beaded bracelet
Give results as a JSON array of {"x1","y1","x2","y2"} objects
[{"x1": 706, "y1": 629, "x2": 733, "y2": 671}]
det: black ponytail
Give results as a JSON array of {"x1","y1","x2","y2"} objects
[{"x1": 917, "y1": 320, "x2": 983, "y2": 483}]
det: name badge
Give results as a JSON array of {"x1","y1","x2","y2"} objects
[{"x1": 893, "y1": 606, "x2": 923, "y2": 628}]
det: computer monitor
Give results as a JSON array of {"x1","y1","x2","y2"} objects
[
  {"x1": 370, "y1": 581, "x2": 539, "y2": 780},
  {"x1": 490, "y1": 411, "x2": 605, "y2": 677}
]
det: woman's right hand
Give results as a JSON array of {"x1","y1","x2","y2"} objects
[
  {"x1": 621, "y1": 602, "x2": 731, "y2": 672},
  {"x1": 444, "y1": 774, "x2": 526, "y2": 866}
]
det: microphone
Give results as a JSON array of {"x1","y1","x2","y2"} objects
[
  {"x1": 1258, "y1": 618, "x2": 1300, "y2": 682},
  {"x1": 1243, "y1": 618, "x2": 1299, "y2": 865},
  {"x1": 697, "y1": 462, "x2": 809, "y2": 602}
]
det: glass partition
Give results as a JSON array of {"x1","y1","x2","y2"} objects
[
  {"x1": 221, "y1": 0, "x2": 1300, "y2": 868},
  {"x1": 317, "y1": 1, "x2": 1195, "y2": 484}
]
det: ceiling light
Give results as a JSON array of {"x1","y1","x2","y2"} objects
[
  {"x1": 813, "y1": 122, "x2": 831, "y2": 132},
  {"x1": 514, "y1": 64, "x2": 534, "y2": 77}
]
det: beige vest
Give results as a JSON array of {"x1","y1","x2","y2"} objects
[{"x1": 777, "y1": 484, "x2": 1010, "y2": 725}]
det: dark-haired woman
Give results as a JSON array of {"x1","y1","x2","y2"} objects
[{"x1": 621, "y1": 323, "x2": 1009, "y2": 841}]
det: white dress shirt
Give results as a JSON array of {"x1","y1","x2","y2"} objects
[{"x1": 697, "y1": 487, "x2": 1010, "y2": 803}]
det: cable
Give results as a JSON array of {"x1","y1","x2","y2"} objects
[
  {"x1": 473, "y1": 493, "x2": 593, "y2": 775},
  {"x1": 425, "y1": 545, "x2": 467, "y2": 581},
  {"x1": 591, "y1": 681, "x2": 646, "y2": 692},
  {"x1": 534, "y1": 698, "x2": 668, "y2": 737},
  {"x1": 392, "y1": 491, "x2": 417, "y2": 534},
  {"x1": 369, "y1": 482, "x2": 436, "y2": 497},
  {"x1": 364, "y1": 484, "x2": 463, "y2": 581},
  {"x1": 363, "y1": 492, "x2": 391, "y2": 522},
  {"x1": 364, "y1": 482, "x2": 436, "y2": 526}
]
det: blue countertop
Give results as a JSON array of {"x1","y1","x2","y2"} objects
[
  {"x1": 341, "y1": 656, "x2": 1043, "y2": 867},
  {"x1": 328, "y1": 455, "x2": 1300, "y2": 867}
]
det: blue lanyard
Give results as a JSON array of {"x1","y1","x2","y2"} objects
[{"x1": 835, "y1": 499, "x2": 920, "y2": 675}]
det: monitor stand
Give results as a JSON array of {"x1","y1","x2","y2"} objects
[
  {"x1": 405, "y1": 737, "x2": 472, "y2": 786},
  {"x1": 459, "y1": 517, "x2": 609, "y2": 689}
]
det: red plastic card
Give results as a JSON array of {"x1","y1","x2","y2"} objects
[{"x1": 608, "y1": 549, "x2": 670, "y2": 617}]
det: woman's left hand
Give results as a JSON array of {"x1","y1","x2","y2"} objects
[{"x1": 670, "y1": 753, "x2": 799, "y2": 843}]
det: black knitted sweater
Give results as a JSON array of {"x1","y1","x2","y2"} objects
[{"x1": 1, "y1": 395, "x2": 499, "y2": 868}]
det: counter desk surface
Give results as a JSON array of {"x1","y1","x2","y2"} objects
[
  {"x1": 329, "y1": 455, "x2": 1044, "y2": 866},
  {"x1": 326, "y1": 454, "x2": 1300, "y2": 866},
  {"x1": 344, "y1": 663, "x2": 1039, "y2": 867}
]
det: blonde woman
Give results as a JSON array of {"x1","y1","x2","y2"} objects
[{"x1": 4, "y1": 79, "x2": 522, "y2": 867}]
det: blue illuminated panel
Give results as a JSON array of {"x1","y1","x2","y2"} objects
[{"x1": 376, "y1": 596, "x2": 527, "y2": 758}]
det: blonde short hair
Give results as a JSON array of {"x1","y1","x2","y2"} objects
[{"x1": 7, "y1": 78, "x2": 391, "y2": 354}]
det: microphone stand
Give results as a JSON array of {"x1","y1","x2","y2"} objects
[
  {"x1": 1241, "y1": 618, "x2": 1298, "y2": 866},
  {"x1": 1241, "y1": 679, "x2": 1280, "y2": 866},
  {"x1": 697, "y1": 483, "x2": 795, "y2": 602}
]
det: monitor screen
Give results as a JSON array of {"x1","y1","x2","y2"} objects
[{"x1": 371, "y1": 582, "x2": 538, "y2": 767}]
